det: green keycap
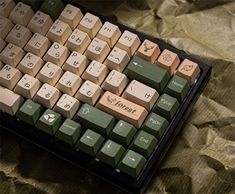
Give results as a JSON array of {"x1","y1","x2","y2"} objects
[
  {"x1": 76, "y1": 129, "x2": 104, "y2": 156},
  {"x1": 165, "y1": 75, "x2": 190, "y2": 102},
  {"x1": 153, "y1": 93, "x2": 180, "y2": 120},
  {"x1": 110, "y1": 120, "x2": 137, "y2": 146},
  {"x1": 16, "y1": 99, "x2": 44, "y2": 125},
  {"x1": 117, "y1": 150, "x2": 146, "y2": 178},
  {"x1": 36, "y1": 109, "x2": 63, "y2": 135},
  {"x1": 22, "y1": 0, "x2": 44, "y2": 11},
  {"x1": 124, "y1": 56, "x2": 170, "y2": 93},
  {"x1": 141, "y1": 113, "x2": 169, "y2": 140},
  {"x1": 130, "y1": 130, "x2": 158, "y2": 158},
  {"x1": 97, "y1": 140, "x2": 125, "y2": 167},
  {"x1": 40, "y1": 0, "x2": 64, "y2": 20},
  {"x1": 55, "y1": 119, "x2": 82, "y2": 145},
  {"x1": 74, "y1": 104, "x2": 115, "y2": 137}
]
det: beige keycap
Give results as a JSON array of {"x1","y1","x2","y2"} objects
[
  {"x1": 37, "y1": 62, "x2": 63, "y2": 86},
  {"x1": 101, "y1": 70, "x2": 128, "y2": 95},
  {"x1": 6, "y1": 24, "x2": 32, "y2": 47},
  {"x1": 78, "y1": 12, "x2": 102, "y2": 38},
  {"x1": 63, "y1": 51, "x2": 89, "y2": 76},
  {"x1": 136, "y1": 39, "x2": 161, "y2": 63},
  {"x1": 59, "y1": 4, "x2": 83, "y2": 29},
  {"x1": 65, "y1": 29, "x2": 91, "y2": 53},
  {"x1": 97, "y1": 21, "x2": 121, "y2": 48},
  {"x1": 24, "y1": 33, "x2": 51, "y2": 57},
  {"x1": 104, "y1": 47, "x2": 130, "y2": 72},
  {"x1": 46, "y1": 19, "x2": 72, "y2": 45},
  {"x1": 85, "y1": 37, "x2": 110, "y2": 63},
  {"x1": 43, "y1": 42, "x2": 70, "y2": 67},
  {"x1": 0, "y1": 16, "x2": 14, "y2": 39},
  {"x1": 75, "y1": 80, "x2": 102, "y2": 106},
  {"x1": 14, "y1": 74, "x2": 41, "y2": 99},
  {"x1": 34, "y1": 83, "x2": 61, "y2": 109},
  {"x1": 54, "y1": 94, "x2": 81, "y2": 118},
  {"x1": 0, "y1": 86, "x2": 24, "y2": 116},
  {"x1": 9, "y1": 2, "x2": 34, "y2": 26},
  {"x1": 0, "y1": 38, "x2": 6, "y2": 52},
  {"x1": 56, "y1": 71, "x2": 82, "y2": 96},
  {"x1": 28, "y1": 11, "x2": 53, "y2": 35},
  {"x1": 0, "y1": 43, "x2": 25, "y2": 67},
  {"x1": 96, "y1": 91, "x2": 148, "y2": 128},
  {"x1": 116, "y1": 30, "x2": 141, "y2": 57},
  {"x1": 176, "y1": 59, "x2": 200, "y2": 85},
  {"x1": 82, "y1": 60, "x2": 109, "y2": 85},
  {"x1": 157, "y1": 49, "x2": 180, "y2": 75},
  {"x1": 122, "y1": 80, "x2": 159, "y2": 111},
  {"x1": 0, "y1": 0, "x2": 15, "y2": 17},
  {"x1": 0, "y1": 64, "x2": 22, "y2": 89},
  {"x1": 18, "y1": 52, "x2": 44, "y2": 76}
]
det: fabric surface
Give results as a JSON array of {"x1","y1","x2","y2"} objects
[{"x1": 1, "y1": 0, "x2": 235, "y2": 193}]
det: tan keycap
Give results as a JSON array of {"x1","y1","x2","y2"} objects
[
  {"x1": 54, "y1": 94, "x2": 81, "y2": 118},
  {"x1": 0, "y1": 43, "x2": 25, "y2": 67},
  {"x1": 101, "y1": 70, "x2": 128, "y2": 95},
  {"x1": 96, "y1": 91, "x2": 148, "y2": 128},
  {"x1": 122, "y1": 80, "x2": 159, "y2": 111},
  {"x1": 46, "y1": 19, "x2": 72, "y2": 45},
  {"x1": 75, "y1": 80, "x2": 102, "y2": 106},
  {"x1": 136, "y1": 39, "x2": 161, "y2": 63},
  {"x1": 0, "y1": 64, "x2": 22, "y2": 89},
  {"x1": 0, "y1": 86, "x2": 24, "y2": 116},
  {"x1": 28, "y1": 11, "x2": 53, "y2": 35},
  {"x1": 14, "y1": 74, "x2": 41, "y2": 99},
  {"x1": 157, "y1": 49, "x2": 180, "y2": 75},
  {"x1": 176, "y1": 59, "x2": 200, "y2": 85},
  {"x1": 0, "y1": 16, "x2": 14, "y2": 39},
  {"x1": 34, "y1": 83, "x2": 61, "y2": 109},
  {"x1": 18, "y1": 52, "x2": 44, "y2": 76},
  {"x1": 78, "y1": 12, "x2": 102, "y2": 38},
  {"x1": 0, "y1": 38, "x2": 6, "y2": 52},
  {"x1": 116, "y1": 30, "x2": 141, "y2": 57},
  {"x1": 59, "y1": 4, "x2": 83, "y2": 29},
  {"x1": 24, "y1": 33, "x2": 51, "y2": 57},
  {"x1": 85, "y1": 37, "x2": 110, "y2": 63},
  {"x1": 0, "y1": 0, "x2": 15, "y2": 17},
  {"x1": 9, "y1": 2, "x2": 34, "y2": 26}
]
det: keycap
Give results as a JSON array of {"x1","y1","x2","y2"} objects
[
  {"x1": 78, "y1": 12, "x2": 102, "y2": 38},
  {"x1": 96, "y1": 140, "x2": 125, "y2": 167},
  {"x1": 116, "y1": 30, "x2": 141, "y2": 57},
  {"x1": 156, "y1": 49, "x2": 180, "y2": 75},
  {"x1": 0, "y1": 0, "x2": 15, "y2": 17},
  {"x1": 59, "y1": 4, "x2": 83, "y2": 29},
  {"x1": 16, "y1": 99, "x2": 44, "y2": 125},
  {"x1": 153, "y1": 93, "x2": 180, "y2": 121},
  {"x1": 55, "y1": 118, "x2": 82, "y2": 145},
  {"x1": 76, "y1": 129, "x2": 105, "y2": 156},
  {"x1": 14, "y1": 74, "x2": 41, "y2": 99},
  {"x1": 141, "y1": 113, "x2": 169, "y2": 140},
  {"x1": 123, "y1": 80, "x2": 159, "y2": 111},
  {"x1": 0, "y1": 38, "x2": 6, "y2": 52},
  {"x1": 9, "y1": 2, "x2": 34, "y2": 26},
  {"x1": 176, "y1": 59, "x2": 200, "y2": 85},
  {"x1": 117, "y1": 150, "x2": 146, "y2": 178},
  {"x1": 0, "y1": 16, "x2": 14, "y2": 39},
  {"x1": 101, "y1": 70, "x2": 129, "y2": 95},
  {"x1": 124, "y1": 56, "x2": 170, "y2": 93},
  {"x1": 0, "y1": 86, "x2": 24, "y2": 116},
  {"x1": 165, "y1": 75, "x2": 190, "y2": 102},
  {"x1": 40, "y1": 0, "x2": 64, "y2": 21},
  {"x1": 34, "y1": 83, "x2": 61, "y2": 109},
  {"x1": 110, "y1": 120, "x2": 137, "y2": 147},
  {"x1": 96, "y1": 91, "x2": 148, "y2": 128},
  {"x1": 130, "y1": 130, "x2": 158, "y2": 158},
  {"x1": 54, "y1": 94, "x2": 81, "y2": 118},
  {"x1": 74, "y1": 103, "x2": 115, "y2": 137},
  {"x1": 36, "y1": 109, "x2": 63, "y2": 135},
  {"x1": 22, "y1": 0, "x2": 43, "y2": 11}
]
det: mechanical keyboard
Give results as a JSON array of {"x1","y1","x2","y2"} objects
[{"x1": 0, "y1": 0, "x2": 212, "y2": 193}]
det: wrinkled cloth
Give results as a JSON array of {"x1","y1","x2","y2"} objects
[{"x1": 0, "y1": 0, "x2": 235, "y2": 193}]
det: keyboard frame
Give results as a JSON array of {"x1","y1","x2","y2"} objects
[{"x1": 0, "y1": 1, "x2": 212, "y2": 193}]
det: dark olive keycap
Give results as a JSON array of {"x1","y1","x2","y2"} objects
[{"x1": 40, "y1": 0, "x2": 64, "y2": 20}]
